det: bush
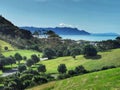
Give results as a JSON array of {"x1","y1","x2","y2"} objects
[
  {"x1": 22, "y1": 69, "x2": 39, "y2": 75},
  {"x1": 4, "y1": 46, "x2": 8, "y2": 51},
  {"x1": 23, "y1": 80, "x2": 31, "y2": 89},
  {"x1": 32, "y1": 76, "x2": 48, "y2": 84},
  {"x1": 57, "y1": 73, "x2": 70, "y2": 80},
  {"x1": 68, "y1": 70, "x2": 76, "y2": 76},
  {"x1": 75, "y1": 65, "x2": 87, "y2": 74},
  {"x1": 20, "y1": 74, "x2": 33, "y2": 81},
  {"x1": 101, "y1": 65, "x2": 116, "y2": 70}
]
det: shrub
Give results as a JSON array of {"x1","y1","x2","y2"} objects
[
  {"x1": 57, "y1": 73, "x2": 70, "y2": 80},
  {"x1": 68, "y1": 70, "x2": 76, "y2": 76},
  {"x1": 23, "y1": 80, "x2": 31, "y2": 89},
  {"x1": 20, "y1": 74, "x2": 33, "y2": 81},
  {"x1": 75, "y1": 65, "x2": 87, "y2": 74},
  {"x1": 101, "y1": 65, "x2": 116, "y2": 70},
  {"x1": 32, "y1": 76, "x2": 48, "y2": 84},
  {"x1": 4, "y1": 46, "x2": 8, "y2": 51}
]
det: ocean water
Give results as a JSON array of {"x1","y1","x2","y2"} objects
[{"x1": 60, "y1": 35, "x2": 119, "y2": 41}]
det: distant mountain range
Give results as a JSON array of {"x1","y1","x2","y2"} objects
[
  {"x1": 20, "y1": 26, "x2": 120, "y2": 36},
  {"x1": 20, "y1": 27, "x2": 90, "y2": 35}
]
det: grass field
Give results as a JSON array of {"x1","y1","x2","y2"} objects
[
  {"x1": 28, "y1": 67, "x2": 120, "y2": 90},
  {"x1": 0, "y1": 70, "x2": 2, "y2": 75},
  {"x1": 2, "y1": 50, "x2": 42, "y2": 59},
  {"x1": 0, "y1": 40, "x2": 15, "y2": 51},
  {"x1": 37, "y1": 49, "x2": 120, "y2": 73}
]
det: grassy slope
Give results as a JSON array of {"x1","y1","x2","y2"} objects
[
  {"x1": 39, "y1": 49, "x2": 120, "y2": 73},
  {"x1": 2, "y1": 50, "x2": 42, "y2": 69},
  {"x1": 28, "y1": 67, "x2": 120, "y2": 90},
  {"x1": 0, "y1": 39, "x2": 15, "y2": 51},
  {"x1": 0, "y1": 39, "x2": 15, "y2": 75},
  {"x1": 2, "y1": 50, "x2": 42, "y2": 59}
]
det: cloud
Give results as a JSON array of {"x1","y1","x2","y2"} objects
[{"x1": 59, "y1": 23, "x2": 75, "y2": 28}]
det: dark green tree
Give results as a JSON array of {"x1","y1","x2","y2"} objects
[
  {"x1": 83, "y1": 45, "x2": 97, "y2": 56},
  {"x1": 75, "y1": 65, "x2": 87, "y2": 74},
  {"x1": 14, "y1": 53, "x2": 22, "y2": 65},
  {"x1": 4, "y1": 46, "x2": 8, "y2": 51},
  {"x1": 37, "y1": 64, "x2": 46, "y2": 73},
  {"x1": 43, "y1": 48, "x2": 56, "y2": 59},
  {"x1": 26, "y1": 59, "x2": 34, "y2": 67},
  {"x1": 18, "y1": 65, "x2": 27, "y2": 72},
  {"x1": 31, "y1": 54, "x2": 40, "y2": 64},
  {"x1": 57, "y1": 64, "x2": 67, "y2": 74}
]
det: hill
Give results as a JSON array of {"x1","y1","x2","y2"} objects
[
  {"x1": 37, "y1": 49, "x2": 120, "y2": 73},
  {"x1": 0, "y1": 16, "x2": 32, "y2": 39},
  {"x1": 20, "y1": 27, "x2": 90, "y2": 35},
  {"x1": 0, "y1": 39, "x2": 15, "y2": 51},
  {"x1": 0, "y1": 16, "x2": 41, "y2": 49},
  {"x1": 29, "y1": 67, "x2": 120, "y2": 90}
]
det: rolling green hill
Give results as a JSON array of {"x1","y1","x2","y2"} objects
[
  {"x1": 28, "y1": 67, "x2": 120, "y2": 90},
  {"x1": 38, "y1": 49, "x2": 120, "y2": 73}
]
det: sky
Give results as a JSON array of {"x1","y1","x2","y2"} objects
[{"x1": 0, "y1": 0, "x2": 120, "y2": 34}]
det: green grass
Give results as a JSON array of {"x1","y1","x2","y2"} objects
[
  {"x1": 0, "y1": 39, "x2": 15, "y2": 51},
  {"x1": 2, "y1": 50, "x2": 42, "y2": 70},
  {"x1": 38, "y1": 49, "x2": 120, "y2": 73},
  {"x1": 2, "y1": 50, "x2": 42, "y2": 59},
  {"x1": 28, "y1": 67, "x2": 120, "y2": 90},
  {"x1": 0, "y1": 70, "x2": 2, "y2": 75}
]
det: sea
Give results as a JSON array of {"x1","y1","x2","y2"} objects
[{"x1": 60, "y1": 35, "x2": 120, "y2": 41}]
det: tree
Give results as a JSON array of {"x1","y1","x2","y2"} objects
[
  {"x1": 57, "y1": 64, "x2": 67, "y2": 74},
  {"x1": 75, "y1": 65, "x2": 87, "y2": 74},
  {"x1": 18, "y1": 65, "x2": 26, "y2": 72},
  {"x1": 56, "y1": 50, "x2": 63, "y2": 57},
  {"x1": 43, "y1": 48, "x2": 56, "y2": 59},
  {"x1": 63, "y1": 49, "x2": 70, "y2": 56},
  {"x1": 6, "y1": 57, "x2": 16, "y2": 67},
  {"x1": 14, "y1": 53, "x2": 22, "y2": 65},
  {"x1": 4, "y1": 46, "x2": 8, "y2": 51},
  {"x1": 0, "y1": 58, "x2": 6, "y2": 70},
  {"x1": 45, "y1": 30, "x2": 61, "y2": 38},
  {"x1": 70, "y1": 48, "x2": 81, "y2": 56},
  {"x1": 37, "y1": 64, "x2": 46, "y2": 73},
  {"x1": 68, "y1": 70, "x2": 76, "y2": 76},
  {"x1": 31, "y1": 54, "x2": 40, "y2": 64},
  {"x1": 26, "y1": 59, "x2": 34, "y2": 67},
  {"x1": 83, "y1": 45, "x2": 97, "y2": 56}
]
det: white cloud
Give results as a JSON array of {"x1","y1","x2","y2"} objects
[{"x1": 59, "y1": 23, "x2": 76, "y2": 28}]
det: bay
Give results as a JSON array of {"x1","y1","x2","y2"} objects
[{"x1": 60, "y1": 35, "x2": 120, "y2": 41}]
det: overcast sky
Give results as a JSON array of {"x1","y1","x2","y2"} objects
[{"x1": 0, "y1": 0, "x2": 120, "y2": 33}]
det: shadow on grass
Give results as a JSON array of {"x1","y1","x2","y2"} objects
[{"x1": 84, "y1": 55, "x2": 102, "y2": 60}]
